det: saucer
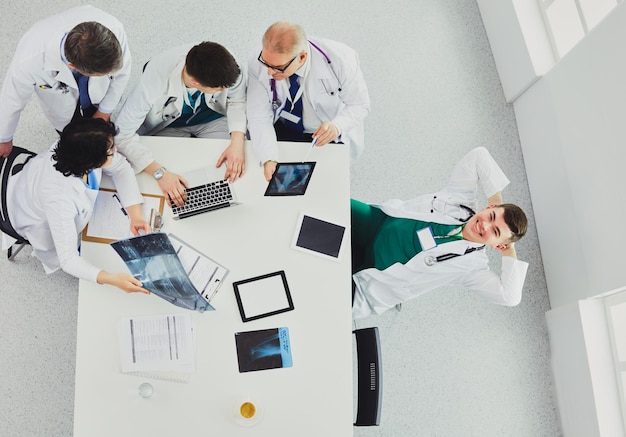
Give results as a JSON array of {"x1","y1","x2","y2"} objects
[{"x1": 234, "y1": 400, "x2": 264, "y2": 427}]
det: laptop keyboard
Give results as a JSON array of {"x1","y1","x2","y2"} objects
[{"x1": 171, "y1": 179, "x2": 233, "y2": 219}]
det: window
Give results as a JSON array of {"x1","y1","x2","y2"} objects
[
  {"x1": 604, "y1": 290, "x2": 626, "y2": 430},
  {"x1": 538, "y1": 0, "x2": 620, "y2": 59}
]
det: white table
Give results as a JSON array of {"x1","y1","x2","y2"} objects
[{"x1": 73, "y1": 137, "x2": 353, "y2": 436}]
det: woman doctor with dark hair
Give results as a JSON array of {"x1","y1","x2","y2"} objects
[{"x1": 1, "y1": 118, "x2": 151, "y2": 293}]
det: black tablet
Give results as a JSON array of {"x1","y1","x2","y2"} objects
[
  {"x1": 291, "y1": 213, "x2": 346, "y2": 261},
  {"x1": 264, "y1": 162, "x2": 316, "y2": 196}
]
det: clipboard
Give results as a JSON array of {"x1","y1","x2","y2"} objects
[{"x1": 82, "y1": 188, "x2": 165, "y2": 244}]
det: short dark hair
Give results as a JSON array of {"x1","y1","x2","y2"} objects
[
  {"x1": 185, "y1": 42, "x2": 240, "y2": 88},
  {"x1": 53, "y1": 118, "x2": 117, "y2": 177},
  {"x1": 64, "y1": 22, "x2": 123, "y2": 75},
  {"x1": 499, "y1": 203, "x2": 528, "y2": 243}
]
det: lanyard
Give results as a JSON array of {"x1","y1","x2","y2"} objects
[
  {"x1": 433, "y1": 225, "x2": 465, "y2": 241},
  {"x1": 270, "y1": 79, "x2": 281, "y2": 110},
  {"x1": 270, "y1": 75, "x2": 304, "y2": 113},
  {"x1": 271, "y1": 78, "x2": 303, "y2": 111},
  {"x1": 285, "y1": 75, "x2": 304, "y2": 112}
]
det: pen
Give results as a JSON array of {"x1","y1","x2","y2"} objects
[
  {"x1": 112, "y1": 194, "x2": 128, "y2": 217},
  {"x1": 302, "y1": 137, "x2": 317, "y2": 162}
]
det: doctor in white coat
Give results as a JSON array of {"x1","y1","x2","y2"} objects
[
  {"x1": 0, "y1": 5, "x2": 131, "y2": 157},
  {"x1": 352, "y1": 147, "x2": 530, "y2": 319},
  {"x1": 1, "y1": 118, "x2": 150, "y2": 294},
  {"x1": 114, "y1": 41, "x2": 246, "y2": 206},
  {"x1": 247, "y1": 22, "x2": 370, "y2": 181}
]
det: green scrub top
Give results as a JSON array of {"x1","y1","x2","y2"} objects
[{"x1": 372, "y1": 216, "x2": 464, "y2": 270}]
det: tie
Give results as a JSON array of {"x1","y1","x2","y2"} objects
[
  {"x1": 188, "y1": 90, "x2": 201, "y2": 109},
  {"x1": 73, "y1": 71, "x2": 95, "y2": 117},
  {"x1": 182, "y1": 90, "x2": 201, "y2": 115},
  {"x1": 75, "y1": 72, "x2": 91, "y2": 109},
  {"x1": 288, "y1": 75, "x2": 303, "y2": 119},
  {"x1": 275, "y1": 74, "x2": 304, "y2": 141}
]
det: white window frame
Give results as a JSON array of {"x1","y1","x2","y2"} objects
[
  {"x1": 604, "y1": 289, "x2": 626, "y2": 431},
  {"x1": 537, "y1": 0, "x2": 622, "y2": 60}
]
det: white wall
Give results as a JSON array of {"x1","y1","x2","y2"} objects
[
  {"x1": 546, "y1": 302, "x2": 600, "y2": 437},
  {"x1": 513, "y1": 2, "x2": 626, "y2": 309}
]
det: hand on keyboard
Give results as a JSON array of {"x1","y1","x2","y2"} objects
[
  {"x1": 158, "y1": 171, "x2": 188, "y2": 207},
  {"x1": 171, "y1": 179, "x2": 234, "y2": 219}
]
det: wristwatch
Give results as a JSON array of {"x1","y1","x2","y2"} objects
[{"x1": 153, "y1": 167, "x2": 167, "y2": 180}]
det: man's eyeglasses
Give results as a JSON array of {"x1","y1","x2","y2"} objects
[{"x1": 257, "y1": 51, "x2": 298, "y2": 73}]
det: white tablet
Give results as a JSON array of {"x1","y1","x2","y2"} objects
[{"x1": 233, "y1": 271, "x2": 294, "y2": 322}]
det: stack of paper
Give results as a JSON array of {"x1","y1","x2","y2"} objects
[{"x1": 117, "y1": 313, "x2": 195, "y2": 382}]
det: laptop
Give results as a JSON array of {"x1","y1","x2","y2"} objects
[{"x1": 171, "y1": 167, "x2": 239, "y2": 220}]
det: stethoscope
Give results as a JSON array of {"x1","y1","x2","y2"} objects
[
  {"x1": 423, "y1": 199, "x2": 484, "y2": 266},
  {"x1": 270, "y1": 40, "x2": 342, "y2": 112},
  {"x1": 57, "y1": 83, "x2": 70, "y2": 94},
  {"x1": 160, "y1": 92, "x2": 219, "y2": 123},
  {"x1": 431, "y1": 196, "x2": 475, "y2": 222},
  {"x1": 424, "y1": 245, "x2": 485, "y2": 266}
]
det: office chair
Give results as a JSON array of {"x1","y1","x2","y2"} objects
[
  {"x1": 0, "y1": 146, "x2": 36, "y2": 259},
  {"x1": 353, "y1": 326, "x2": 383, "y2": 426}
]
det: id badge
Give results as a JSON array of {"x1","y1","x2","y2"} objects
[
  {"x1": 279, "y1": 110, "x2": 301, "y2": 124},
  {"x1": 416, "y1": 227, "x2": 437, "y2": 251}
]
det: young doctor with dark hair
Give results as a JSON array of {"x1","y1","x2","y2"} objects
[
  {"x1": 351, "y1": 147, "x2": 529, "y2": 318},
  {"x1": 114, "y1": 41, "x2": 246, "y2": 207}
]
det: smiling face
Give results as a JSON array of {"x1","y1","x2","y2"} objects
[{"x1": 462, "y1": 205, "x2": 513, "y2": 249}]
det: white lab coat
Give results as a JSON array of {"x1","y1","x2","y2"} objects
[
  {"x1": 0, "y1": 5, "x2": 131, "y2": 141},
  {"x1": 352, "y1": 147, "x2": 529, "y2": 318},
  {"x1": 1, "y1": 144, "x2": 143, "y2": 282},
  {"x1": 114, "y1": 43, "x2": 247, "y2": 172},
  {"x1": 247, "y1": 37, "x2": 370, "y2": 165}
]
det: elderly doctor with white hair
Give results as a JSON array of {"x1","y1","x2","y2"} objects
[{"x1": 247, "y1": 21, "x2": 370, "y2": 181}]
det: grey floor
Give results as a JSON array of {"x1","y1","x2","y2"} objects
[{"x1": 0, "y1": 1, "x2": 561, "y2": 436}]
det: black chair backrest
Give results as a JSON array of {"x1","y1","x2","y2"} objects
[
  {"x1": 0, "y1": 146, "x2": 36, "y2": 241},
  {"x1": 354, "y1": 327, "x2": 382, "y2": 426}
]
